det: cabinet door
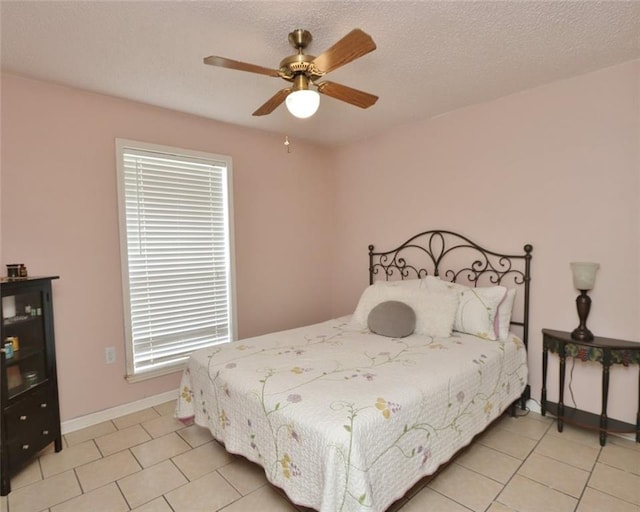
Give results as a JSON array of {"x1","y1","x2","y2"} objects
[{"x1": 2, "y1": 288, "x2": 49, "y2": 399}]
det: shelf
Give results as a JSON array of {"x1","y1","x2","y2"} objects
[
  {"x1": 543, "y1": 401, "x2": 638, "y2": 434},
  {"x1": 3, "y1": 347, "x2": 43, "y2": 368},
  {"x1": 3, "y1": 314, "x2": 43, "y2": 327},
  {"x1": 8, "y1": 378, "x2": 49, "y2": 400}
]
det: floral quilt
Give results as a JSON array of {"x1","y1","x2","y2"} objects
[{"x1": 175, "y1": 317, "x2": 527, "y2": 512}]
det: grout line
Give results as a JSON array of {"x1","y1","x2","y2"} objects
[
  {"x1": 490, "y1": 415, "x2": 551, "y2": 507},
  {"x1": 215, "y1": 466, "x2": 244, "y2": 496},
  {"x1": 114, "y1": 474, "x2": 132, "y2": 511}
]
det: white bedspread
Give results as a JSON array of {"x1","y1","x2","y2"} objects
[{"x1": 176, "y1": 317, "x2": 527, "y2": 512}]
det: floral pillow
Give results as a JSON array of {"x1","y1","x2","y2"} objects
[
  {"x1": 494, "y1": 288, "x2": 517, "y2": 341},
  {"x1": 423, "y1": 276, "x2": 506, "y2": 340}
]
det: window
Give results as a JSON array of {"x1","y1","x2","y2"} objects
[{"x1": 116, "y1": 139, "x2": 235, "y2": 381}]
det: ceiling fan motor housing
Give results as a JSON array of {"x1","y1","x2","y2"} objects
[
  {"x1": 279, "y1": 30, "x2": 323, "y2": 80},
  {"x1": 278, "y1": 53, "x2": 319, "y2": 80}
]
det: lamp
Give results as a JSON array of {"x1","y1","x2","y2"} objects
[
  {"x1": 570, "y1": 262, "x2": 599, "y2": 341},
  {"x1": 285, "y1": 75, "x2": 320, "y2": 119}
]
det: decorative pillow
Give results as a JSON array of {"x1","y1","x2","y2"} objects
[
  {"x1": 367, "y1": 301, "x2": 416, "y2": 338},
  {"x1": 494, "y1": 288, "x2": 517, "y2": 341},
  {"x1": 423, "y1": 276, "x2": 506, "y2": 340},
  {"x1": 350, "y1": 284, "x2": 458, "y2": 337}
]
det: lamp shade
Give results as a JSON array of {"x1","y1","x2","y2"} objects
[
  {"x1": 570, "y1": 262, "x2": 599, "y2": 290},
  {"x1": 285, "y1": 90, "x2": 320, "y2": 119}
]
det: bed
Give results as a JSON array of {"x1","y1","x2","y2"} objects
[{"x1": 176, "y1": 229, "x2": 533, "y2": 512}]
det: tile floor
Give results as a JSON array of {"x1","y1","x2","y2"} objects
[{"x1": 1, "y1": 401, "x2": 638, "y2": 512}]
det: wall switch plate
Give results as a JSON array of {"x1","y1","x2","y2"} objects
[{"x1": 105, "y1": 346, "x2": 116, "y2": 364}]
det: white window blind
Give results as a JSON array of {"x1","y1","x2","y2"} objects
[{"x1": 116, "y1": 139, "x2": 234, "y2": 381}]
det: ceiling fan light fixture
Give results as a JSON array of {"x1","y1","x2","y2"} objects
[{"x1": 285, "y1": 89, "x2": 320, "y2": 118}]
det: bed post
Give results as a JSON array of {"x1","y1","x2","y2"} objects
[
  {"x1": 522, "y1": 244, "x2": 533, "y2": 350},
  {"x1": 368, "y1": 245, "x2": 375, "y2": 285},
  {"x1": 521, "y1": 244, "x2": 533, "y2": 410}
]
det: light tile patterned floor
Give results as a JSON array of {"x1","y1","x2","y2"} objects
[{"x1": 1, "y1": 401, "x2": 638, "y2": 512}]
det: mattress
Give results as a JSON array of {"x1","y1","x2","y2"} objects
[{"x1": 175, "y1": 316, "x2": 528, "y2": 512}]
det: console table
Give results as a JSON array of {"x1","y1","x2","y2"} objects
[{"x1": 541, "y1": 328, "x2": 640, "y2": 446}]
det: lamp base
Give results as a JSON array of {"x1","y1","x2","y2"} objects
[
  {"x1": 570, "y1": 327, "x2": 594, "y2": 342},
  {"x1": 571, "y1": 290, "x2": 594, "y2": 342}
]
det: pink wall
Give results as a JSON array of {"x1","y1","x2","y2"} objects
[
  {"x1": 2, "y1": 60, "x2": 639, "y2": 426},
  {"x1": 330, "y1": 60, "x2": 640, "y2": 424},
  {"x1": 1, "y1": 74, "x2": 334, "y2": 421}
]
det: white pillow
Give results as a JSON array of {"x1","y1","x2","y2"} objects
[
  {"x1": 494, "y1": 288, "x2": 517, "y2": 341},
  {"x1": 423, "y1": 276, "x2": 506, "y2": 340},
  {"x1": 350, "y1": 284, "x2": 458, "y2": 337}
]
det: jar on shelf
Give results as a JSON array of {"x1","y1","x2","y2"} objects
[
  {"x1": 4, "y1": 336, "x2": 19, "y2": 351},
  {"x1": 23, "y1": 371, "x2": 39, "y2": 387}
]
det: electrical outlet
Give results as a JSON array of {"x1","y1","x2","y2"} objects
[{"x1": 105, "y1": 346, "x2": 116, "y2": 364}]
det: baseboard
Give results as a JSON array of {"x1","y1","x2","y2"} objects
[{"x1": 61, "y1": 389, "x2": 179, "y2": 435}]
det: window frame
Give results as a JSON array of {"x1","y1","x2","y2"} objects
[{"x1": 115, "y1": 138, "x2": 236, "y2": 382}]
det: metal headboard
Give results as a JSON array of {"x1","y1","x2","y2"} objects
[{"x1": 368, "y1": 229, "x2": 533, "y2": 350}]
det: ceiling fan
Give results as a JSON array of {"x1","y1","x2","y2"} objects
[{"x1": 203, "y1": 28, "x2": 378, "y2": 119}]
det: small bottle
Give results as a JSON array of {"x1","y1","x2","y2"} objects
[{"x1": 19, "y1": 264, "x2": 27, "y2": 278}]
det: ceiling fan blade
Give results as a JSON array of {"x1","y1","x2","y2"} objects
[
  {"x1": 316, "y1": 81, "x2": 378, "y2": 109},
  {"x1": 253, "y1": 88, "x2": 292, "y2": 116},
  {"x1": 311, "y1": 29, "x2": 376, "y2": 75},
  {"x1": 203, "y1": 56, "x2": 281, "y2": 77}
]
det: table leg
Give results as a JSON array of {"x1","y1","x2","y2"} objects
[
  {"x1": 600, "y1": 363, "x2": 610, "y2": 447},
  {"x1": 542, "y1": 346, "x2": 548, "y2": 416},
  {"x1": 558, "y1": 353, "x2": 566, "y2": 432},
  {"x1": 0, "y1": 451, "x2": 9, "y2": 496},
  {"x1": 637, "y1": 367, "x2": 640, "y2": 443}
]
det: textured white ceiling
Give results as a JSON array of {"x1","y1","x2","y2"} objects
[{"x1": 2, "y1": 1, "x2": 639, "y2": 146}]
